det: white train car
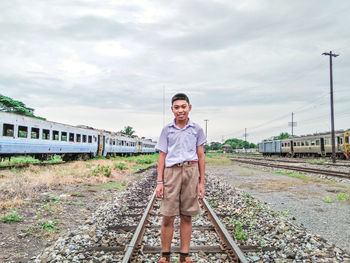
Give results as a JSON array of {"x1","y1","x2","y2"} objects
[{"x1": 0, "y1": 111, "x2": 99, "y2": 160}]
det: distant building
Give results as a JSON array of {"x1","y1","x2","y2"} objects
[{"x1": 222, "y1": 144, "x2": 232, "y2": 153}]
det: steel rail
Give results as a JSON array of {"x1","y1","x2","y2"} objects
[
  {"x1": 233, "y1": 156, "x2": 350, "y2": 167},
  {"x1": 122, "y1": 190, "x2": 157, "y2": 263},
  {"x1": 200, "y1": 198, "x2": 249, "y2": 263},
  {"x1": 231, "y1": 158, "x2": 350, "y2": 179}
]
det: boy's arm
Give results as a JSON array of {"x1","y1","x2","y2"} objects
[
  {"x1": 197, "y1": 144, "x2": 205, "y2": 199},
  {"x1": 156, "y1": 151, "x2": 167, "y2": 198}
]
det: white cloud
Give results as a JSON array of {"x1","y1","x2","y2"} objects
[{"x1": 0, "y1": 0, "x2": 350, "y2": 143}]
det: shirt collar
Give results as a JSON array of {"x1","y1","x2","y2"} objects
[{"x1": 169, "y1": 118, "x2": 194, "y2": 129}]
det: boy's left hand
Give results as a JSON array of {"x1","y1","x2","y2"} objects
[{"x1": 198, "y1": 183, "x2": 205, "y2": 199}]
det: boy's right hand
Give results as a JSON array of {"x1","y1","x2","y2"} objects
[{"x1": 156, "y1": 184, "x2": 164, "y2": 198}]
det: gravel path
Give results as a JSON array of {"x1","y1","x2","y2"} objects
[{"x1": 207, "y1": 164, "x2": 350, "y2": 253}]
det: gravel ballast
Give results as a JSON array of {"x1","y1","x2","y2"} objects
[{"x1": 207, "y1": 164, "x2": 350, "y2": 254}]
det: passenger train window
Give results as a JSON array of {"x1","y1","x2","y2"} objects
[
  {"x1": 297, "y1": 142, "x2": 300, "y2": 146},
  {"x1": 61, "y1": 132, "x2": 67, "y2": 141},
  {"x1": 3, "y1": 124, "x2": 14, "y2": 137},
  {"x1": 340, "y1": 138, "x2": 343, "y2": 144},
  {"x1": 293, "y1": 142, "x2": 296, "y2": 146},
  {"x1": 301, "y1": 142, "x2": 304, "y2": 146},
  {"x1": 94, "y1": 136, "x2": 97, "y2": 142},
  {"x1": 88, "y1": 136, "x2": 92, "y2": 143},
  {"x1": 76, "y1": 134, "x2": 81, "y2": 143},
  {"x1": 83, "y1": 135, "x2": 87, "y2": 143},
  {"x1": 316, "y1": 140, "x2": 320, "y2": 146},
  {"x1": 69, "y1": 133, "x2": 74, "y2": 142},
  {"x1": 42, "y1": 129, "x2": 50, "y2": 140},
  {"x1": 305, "y1": 141, "x2": 309, "y2": 146},
  {"x1": 53, "y1": 130, "x2": 59, "y2": 140},
  {"x1": 31, "y1": 128, "x2": 39, "y2": 139},
  {"x1": 18, "y1": 126, "x2": 28, "y2": 138}
]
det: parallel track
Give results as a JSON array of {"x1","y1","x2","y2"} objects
[
  {"x1": 231, "y1": 158, "x2": 350, "y2": 179},
  {"x1": 232, "y1": 155, "x2": 350, "y2": 167}
]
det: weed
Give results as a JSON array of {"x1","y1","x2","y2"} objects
[
  {"x1": 308, "y1": 159, "x2": 326, "y2": 165},
  {"x1": 46, "y1": 155, "x2": 62, "y2": 163},
  {"x1": 91, "y1": 164, "x2": 112, "y2": 177},
  {"x1": 275, "y1": 171, "x2": 309, "y2": 179},
  {"x1": 0, "y1": 209, "x2": 24, "y2": 223},
  {"x1": 323, "y1": 196, "x2": 333, "y2": 203},
  {"x1": 114, "y1": 162, "x2": 127, "y2": 170},
  {"x1": 337, "y1": 192, "x2": 349, "y2": 201},
  {"x1": 25, "y1": 220, "x2": 61, "y2": 238},
  {"x1": 95, "y1": 181, "x2": 125, "y2": 191},
  {"x1": 207, "y1": 200, "x2": 216, "y2": 208},
  {"x1": 233, "y1": 220, "x2": 247, "y2": 240}
]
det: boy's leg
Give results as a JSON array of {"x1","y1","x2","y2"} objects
[
  {"x1": 161, "y1": 215, "x2": 176, "y2": 253},
  {"x1": 180, "y1": 214, "x2": 192, "y2": 253}
]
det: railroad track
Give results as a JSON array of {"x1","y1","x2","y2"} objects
[
  {"x1": 232, "y1": 155, "x2": 350, "y2": 167},
  {"x1": 231, "y1": 158, "x2": 350, "y2": 179},
  {"x1": 116, "y1": 190, "x2": 250, "y2": 262}
]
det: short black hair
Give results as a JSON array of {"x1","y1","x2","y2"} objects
[{"x1": 171, "y1": 93, "x2": 190, "y2": 104}]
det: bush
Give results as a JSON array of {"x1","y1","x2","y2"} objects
[
  {"x1": 1, "y1": 209, "x2": 24, "y2": 223},
  {"x1": 114, "y1": 162, "x2": 127, "y2": 170}
]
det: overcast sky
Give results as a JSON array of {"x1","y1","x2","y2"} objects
[{"x1": 1, "y1": 0, "x2": 349, "y2": 143}]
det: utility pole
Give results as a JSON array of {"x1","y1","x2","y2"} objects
[
  {"x1": 204, "y1": 120, "x2": 209, "y2": 139},
  {"x1": 243, "y1": 128, "x2": 248, "y2": 154},
  {"x1": 162, "y1": 86, "x2": 165, "y2": 127},
  {"x1": 288, "y1": 112, "x2": 297, "y2": 137},
  {"x1": 322, "y1": 51, "x2": 339, "y2": 164}
]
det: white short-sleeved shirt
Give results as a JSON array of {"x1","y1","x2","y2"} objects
[{"x1": 155, "y1": 119, "x2": 207, "y2": 167}]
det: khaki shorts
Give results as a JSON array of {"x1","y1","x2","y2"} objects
[{"x1": 160, "y1": 163, "x2": 201, "y2": 216}]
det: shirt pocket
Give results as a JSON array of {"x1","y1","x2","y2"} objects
[{"x1": 184, "y1": 131, "x2": 197, "y2": 152}]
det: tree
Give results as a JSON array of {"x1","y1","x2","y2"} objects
[
  {"x1": 119, "y1": 126, "x2": 137, "y2": 137},
  {"x1": 210, "y1": 142, "x2": 222, "y2": 151},
  {"x1": 0, "y1": 94, "x2": 45, "y2": 120},
  {"x1": 276, "y1": 132, "x2": 290, "y2": 140}
]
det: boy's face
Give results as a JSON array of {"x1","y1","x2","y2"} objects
[{"x1": 171, "y1": 100, "x2": 191, "y2": 122}]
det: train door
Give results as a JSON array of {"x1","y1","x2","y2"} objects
[
  {"x1": 320, "y1": 138, "x2": 325, "y2": 156},
  {"x1": 344, "y1": 132, "x2": 349, "y2": 159},
  {"x1": 138, "y1": 140, "x2": 141, "y2": 153},
  {"x1": 97, "y1": 135, "x2": 101, "y2": 156},
  {"x1": 98, "y1": 133, "x2": 105, "y2": 156}
]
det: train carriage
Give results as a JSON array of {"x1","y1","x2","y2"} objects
[
  {"x1": 0, "y1": 111, "x2": 99, "y2": 160},
  {"x1": 0, "y1": 112, "x2": 157, "y2": 160},
  {"x1": 259, "y1": 130, "x2": 350, "y2": 159}
]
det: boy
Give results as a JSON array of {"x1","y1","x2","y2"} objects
[{"x1": 155, "y1": 93, "x2": 206, "y2": 263}]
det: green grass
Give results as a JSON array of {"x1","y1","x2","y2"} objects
[
  {"x1": 307, "y1": 159, "x2": 326, "y2": 165},
  {"x1": 91, "y1": 164, "x2": 112, "y2": 177},
  {"x1": 337, "y1": 192, "x2": 349, "y2": 201},
  {"x1": 274, "y1": 171, "x2": 309, "y2": 179},
  {"x1": 95, "y1": 181, "x2": 126, "y2": 191},
  {"x1": 114, "y1": 162, "x2": 127, "y2": 170},
  {"x1": 24, "y1": 220, "x2": 61, "y2": 238},
  {"x1": 0, "y1": 155, "x2": 63, "y2": 167},
  {"x1": 205, "y1": 153, "x2": 232, "y2": 166},
  {"x1": 323, "y1": 196, "x2": 333, "y2": 203},
  {"x1": 0, "y1": 209, "x2": 24, "y2": 223},
  {"x1": 0, "y1": 156, "x2": 39, "y2": 166}
]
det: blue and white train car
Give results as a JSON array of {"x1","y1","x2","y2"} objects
[
  {"x1": 0, "y1": 112, "x2": 99, "y2": 159},
  {"x1": 258, "y1": 140, "x2": 282, "y2": 156},
  {"x1": 139, "y1": 139, "x2": 156, "y2": 154},
  {"x1": 104, "y1": 133, "x2": 138, "y2": 156}
]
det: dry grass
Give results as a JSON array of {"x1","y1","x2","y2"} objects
[
  {"x1": 205, "y1": 153, "x2": 233, "y2": 166},
  {"x1": 0, "y1": 158, "x2": 136, "y2": 211}
]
